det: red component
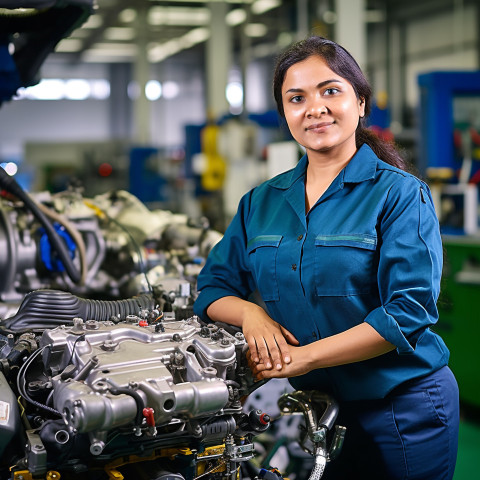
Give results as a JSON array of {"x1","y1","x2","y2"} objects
[
  {"x1": 143, "y1": 407, "x2": 155, "y2": 426},
  {"x1": 139, "y1": 320, "x2": 148, "y2": 327},
  {"x1": 98, "y1": 162, "x2": 113, "y2": 177},
  {"x1": 259, "y1": 412, "x2": 270, "y2": 425}
]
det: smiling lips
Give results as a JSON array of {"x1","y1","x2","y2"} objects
[{"x1": 305, "y1": 121, "x2": 334, "y2": 131}]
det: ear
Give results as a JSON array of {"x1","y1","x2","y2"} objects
[{"x1": 358, "y1": 97, "x2": 366, "y2": 118}]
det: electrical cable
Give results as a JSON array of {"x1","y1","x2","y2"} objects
[
  {"x1": 16, "y1": 346, "x2": 62, "y2": 417},
  {"x1": 35, "y1": 200, "x2": 88, "y2": 285},
  {"x1": 83, "y1": 200, "x2": 154, "y2": 295},
  {"x1": 0, "y1": 167, "x2": 81, "y2": 284}
]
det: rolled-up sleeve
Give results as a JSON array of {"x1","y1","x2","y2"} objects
[
  {"x1": 364, "y1": 179, "x2": 443, "y2": 354},
  {"x1": 194, "y1": 191, "x2": 256, "y2": 321}
]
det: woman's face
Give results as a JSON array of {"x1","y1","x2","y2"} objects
[{"x1": 281, "y1": 55, "x2": 365, "y2": 161}]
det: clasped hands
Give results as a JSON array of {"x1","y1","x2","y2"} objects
[{"x1": 242, "y1": 309, "x2": 312, "y2": 381}]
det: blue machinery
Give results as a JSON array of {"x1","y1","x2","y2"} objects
[{"x1": 419, "y1": 71, "x2": 480, "y2": 410}]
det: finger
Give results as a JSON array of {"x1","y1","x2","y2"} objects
[
  {"x1": 280, "y1": 326, "x2": 300, "y2": 346},
  {"x1": 274, "y1": 334, "x2": 293, "y2": 364},
  {"x1": 245, "y1": 335, "x2": 260, "y2": 363},
  {"x1": 268, "y1": 336, "x2": 284, "y2": 370},
  {"x1": 256, "y1": 337, "x2": 273, "y2": 369}
]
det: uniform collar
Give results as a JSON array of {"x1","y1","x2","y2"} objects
[{"x1": 267, "y1": 143, "x2": 378, "y2": 190}]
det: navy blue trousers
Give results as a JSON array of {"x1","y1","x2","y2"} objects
[{"x1": 324, "y1": 366, "x2": 459, "y2": 480}]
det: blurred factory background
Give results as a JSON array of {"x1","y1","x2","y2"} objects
[{"x1": 1, "y1": 0, "x2": 480, "y2": 478}]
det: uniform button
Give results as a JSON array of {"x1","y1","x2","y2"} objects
[
  {"x1": 297, "y1": 234, "x2": 303, "y2": 241},
  {"x1": 291, "y1": 264, "x2": 297, "y2": 271}
]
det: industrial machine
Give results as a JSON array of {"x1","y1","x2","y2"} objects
[
  {"x1": 418, "y1": 71, "x2": 480, "y2": 411},
  {"x1": 0, "y1": 163, "x2": 222, "y2": 320}
]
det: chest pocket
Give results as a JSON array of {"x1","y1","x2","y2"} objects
[
  {"x1": 247, "y1": 235, "x2": 282, "y2": 301},
  {"x1": 314, "y1": 234, "x2": 377, "y2": 296}
]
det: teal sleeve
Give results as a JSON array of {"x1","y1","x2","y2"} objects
[
  {"x1": 194, "y1": 190, "x2": 256, "y2": 321},
  {"x1": 364, "y1": 180, "x2": 443, "y2": 354}
]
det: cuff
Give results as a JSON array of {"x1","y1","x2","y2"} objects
[{"x1": 364, "y1": 306, "x2": 415, "y2": 355}]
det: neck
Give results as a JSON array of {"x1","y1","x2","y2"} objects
[{"x1": 304, "y1": 147, "x2": 357, "y2": 212}]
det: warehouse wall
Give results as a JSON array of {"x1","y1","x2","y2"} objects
[{"x1": 367, "y1": 4, "x2": 478, "y2": 121}]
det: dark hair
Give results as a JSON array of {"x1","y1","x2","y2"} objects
[{"x1": 273, "y1": 36, "x2": 406, "y2": 170}]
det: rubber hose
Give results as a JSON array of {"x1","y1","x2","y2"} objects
[
  {"x1": 0, "y1": 167, "x2": 81, "y2": 284},
  {"x1": 109, "y1": 386, "x2": 145, "y2": 426},
  {"x1": 2, "y1": 289, "x2": 155, "y2": 331}
]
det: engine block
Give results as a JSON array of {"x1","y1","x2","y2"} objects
[{"x1": 40, "y1": 316, "x2": 246, "y2": 450}]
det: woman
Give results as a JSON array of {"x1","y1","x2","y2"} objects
[{"x1": 193, "y1": 36, "x2": 459, "y2": 479}]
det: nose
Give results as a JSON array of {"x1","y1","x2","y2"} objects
[{"x1": 306, "y1": 102, "x2": 328, "y2": 117}]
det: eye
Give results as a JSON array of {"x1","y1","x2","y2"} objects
[
  {"x1": 289, "y1": 95, "x2": 304, "y2": 103},
  {"x1": 324, "y1": 87, "x2": 340, "y2": 96}
]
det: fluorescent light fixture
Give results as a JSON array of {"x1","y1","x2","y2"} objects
[
  {"x1": 226, "y1": 81, "x2": 243, "y2": 107},
  {"x1": 14, "y1": 79, "x2": 110, "y2": 100},
  {"x1": 24, "y1": 79, "x2": 65, "y2": 100},
  {"x1": 148, "y1": 28, "x2": 209, "y2": 62},
  {"x1": 162, "y1": 81, "x2": 180, "y2": 99},
  {"x1": 104, "y1": 27, "x2": 136, "y2": 41},
  {"x1": 145, "y1": 80, "x2": 162, "y2": 101},
  {"x1": 90, "y1": 43, "x2": 138, "y2": 53},
  {"x1": 81, "y1": 14, "x2": 103, "y2": 29},
  {"x1": 119, "y1": 8, "x2": 137, "y2": 23},
  {"x1": 244, "y1": 23, "x2": 268, "y2": 37},
  {"x1": 226, "y1": 8, "x2": 247, "y2": 26},
  {"x1": 82, "y1": 44, "x2": 138, "y2": 62},
  {"x1": 182, "y1": 27, "x2": 210, "y2": 45},
  {"x1": 55, "y1": 38, "x2": 83, "y2": 53},
  {"x1": 64, "y1": 79, "x2": 91, "y2": 100},
  {"x1": 90, "y1": 80, "x2": 111, "y2": 99},
  {"x1": 148, "y1": 6, "x2": 210, "y2": 26},
  {"x1": 251, "y1": 0, "x2": 281, "y2": 15}
]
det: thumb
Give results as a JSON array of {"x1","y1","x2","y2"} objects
[{"x1": 280, "y1": 326, "x2": 300, "y2": 345}]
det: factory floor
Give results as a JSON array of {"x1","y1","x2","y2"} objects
[{"x1": 454, "y1": 416, "x2": 480, "y2": 480}]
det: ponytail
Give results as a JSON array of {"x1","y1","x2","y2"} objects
[{"x1": 356, "y1": 124, "x2": 408, "y2": 172}]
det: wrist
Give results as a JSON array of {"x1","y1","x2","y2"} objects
[
  {"x1": 239, "y1": 301, "x2": 265, "y2": 325},
  {"x1": 303, "y1": 341, "x2": 323, "y2": 370}
]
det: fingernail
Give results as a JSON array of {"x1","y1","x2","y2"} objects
[
  {"x1": 266, "y1": 362, "x2": 272, "y2": 369},
  {"x1": 284, "y1": 356, "x2": 291, "y2": 363},
  {"x1": 276, "y1": 363, "x2": 282, "y2": 370}
]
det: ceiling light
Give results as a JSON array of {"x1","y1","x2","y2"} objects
[
  {"x1": 148, "y1": 6, "x2": 210, "y2": 26},
  {"x1": 251, "y1": 0, "x2": 281, "y2": 15},
  {"x1": 226, "y1": 9, "x2": 247, "y2": 26},
  {"x1": 64, "y1": 79, "x2": 91, "y2": 100},
  {"x1": 56, "y1": 39, "x2": 83, "y2": 53},
  {"x1": 162, "y1": 81, "x2": 179, "y2": 99},
  {"x1": 244, "y1": 23, "x2": 268, "y2": 37},
  {"x1": 81, "y1": 14, "x2": 103, "y2": 29},
  {"x1": 182, "y1": 27, "x2": 210, "y2": 45},
  {"x1": 24, "y1": 79, "x2": 65, "y2": 100},
  {"x1": 148, "y1": 28, "x2": 209, "y2": 63},
  {"x1": 104, "y1": 27, "x2": 136, "y2": 41},
  {"x1": 82, "y1": 44, "x2": 138, "y2": 62},
  {"x1": 145, "y1": 80, "x2": 162, "y2": 101},
  {"x1": 90, "y1": 80, "x2": 110, "y2": 100},
  {"x1": 322, "y1": 10, "x2": 337, "y2": 24},
  {"x1": 119, "y1": 8, "x2": 137, "y2": 23}
]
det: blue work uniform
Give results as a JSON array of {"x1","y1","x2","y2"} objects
[
  {"x1": 194, "y1": 143, "x2": 449, "y2": 401},
  {"x1": 194, "y1": 144, "x2": 459, "y2": 479}
]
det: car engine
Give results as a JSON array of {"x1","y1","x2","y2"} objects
[
  {"x1": 0, "y1": 300, "x2": 270, "y2": 480},
  {"x1": 0, "y1": 184, "x2": 222, "y2": 319}
]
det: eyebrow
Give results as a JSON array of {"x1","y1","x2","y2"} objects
[{"x1": 285, "y1": 78, "x2": 343, "y2": 94}]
